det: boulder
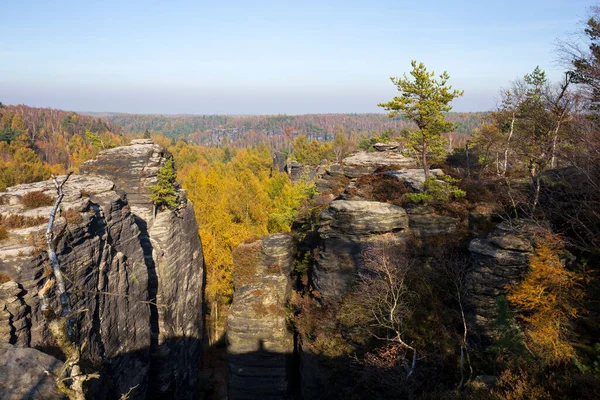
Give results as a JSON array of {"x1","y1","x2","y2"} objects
[
  {"x1": 0, "y1": 343, "x2": 65, "y2": 400},
  {"x1": 373, "y1": 142, "x2": 400, "y2": 152},
  {"x1": 384, "y1": 168, "x2": 445, "y2": 192},
  {"x1": 320, "y1": 200, "x2": 408, "y2": 237}
]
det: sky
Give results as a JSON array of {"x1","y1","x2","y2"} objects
[{"x1": 0, "y1": 0, "x2": 595, "y2": 114}]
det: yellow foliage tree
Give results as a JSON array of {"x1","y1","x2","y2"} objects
[
  {"x1": 507, "y1": 236, "x2": 584, "y2": 365},
  {"x1": 178, "y1": 144, "x2": 315, "y2": 341}
]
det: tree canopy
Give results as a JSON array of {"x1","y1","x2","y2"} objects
[{"x1": 378, "y1": 61, "x2": 463, "y2": 176}]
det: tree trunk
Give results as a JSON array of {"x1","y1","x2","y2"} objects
[
  {"x1": 422, "y1": 133, "x2": 429, "y2": 178},
  {"x1": 502, "y1": 112, "x2": 516, "y2": 176},
  {"x1": 465, "y1": 142, "x2": 471, "y2": 179}
]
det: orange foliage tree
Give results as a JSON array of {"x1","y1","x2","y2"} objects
[{"x1": 506, "y1": 234, "x2": 584, "y2": 365}]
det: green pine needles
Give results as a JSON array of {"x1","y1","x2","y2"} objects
[{"x1": 150, "y1": 157, "x2": 178, "y2": 209}]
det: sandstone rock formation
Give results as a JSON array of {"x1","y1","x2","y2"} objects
[
  {"x1": 468, "y1": 220, "x2": 536, "y2": 333},
  {"x1": 0, "y1": 281, "x2": 30, "y2": 346},
  {"x1": 384, "y1": 168, "x2": 445, "y2": 192},
  {"x1": 406, "y1": 206, "x2": 460, "y2": 238},
  {"x1": 314, "y1": 200, "x2": 409, "y2": 298},
  {"x1": 329, "y1": 151, "x2": 416, "y2": 179},
  {"x1": 0, "y1": 343, "x2": 65, "y2": 399},
  {"x1": 372, "y1": 142, "x2": 401, "y2": 152},
  {"x1": 82, "y1": 139, "x2": 204, "y2": 398},
  {"x1": 0, "y1": 140, "x2": 204, "y2": 399},
  {"x1": 315, "y1": 151, "x2": 418, "y2": 195},
  {"x1": 228, "y1": 233, "x2": 296, "y2": 400}
]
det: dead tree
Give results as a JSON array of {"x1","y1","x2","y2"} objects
[
  {"x1": 38, "y1": 173, "x2": 99, "y2": 400},
  {"x1": 359, "y1": 246, "x2": 419, "y2": 378}
]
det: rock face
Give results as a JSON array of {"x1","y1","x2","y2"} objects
[
  {"x1": 228, "y1": 233, "x2": 295, "y2": 400},
  {"x1": 0, "y1": 175, "x2": 153, "y2": 398},
  {"x1": 341, "y1": 151, "x2": 416, "y2": 175},
  {"x1": 0, "y1": 343, "x2": 65, "y2": 399},
  {"x1": 372, "y1": 142, "x2": 401, "y2": 152},
  {"x1": 0, "y1": 281, "x2": 30, "y2": 346},
  {"x1": 468, "y1": 220, "x2": 535, "y2": 333},
  {"x1": 80, "y1": 138, "x2": 167, "y2": 221},
  {"x1": 315, "y1": 151, "x2": 417, "y2": 195},
  {"x1": 406, "y1": 206, "x2": 460, "y2": 238},
  {"x1": 384, "y1": 168, "x2": 445, "y2": 192},
  {"x1": 0, "y1": 140, "x2": 204, "y2": 399},
  {"x1": 314, "y1": 200, "x2": 409, "y2": 298},
  {"x1": 82, "y1": 139, "x2": 205, "y2": 399}
]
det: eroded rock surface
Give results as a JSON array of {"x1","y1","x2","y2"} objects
[
  {"x1": 468, "y1": 220, "x2": 536, "y2": 333},
  {"x1": 0, "y1": 343, "x2": 65, "y2": 400},
  {"x1": 80, "y1": 138, "x2": 167, "y2": 221},
  {"x1": 407, "y1": 206, "x2": 460, "y2": 238},
  {"x1": 314, "y1": 200, "x2": 409, "y2": 298},
  {"x1": 0, "y1": 140, "x2": 204, "y2": 399},
  {"x1": 0, "y1": 175, "x2": 152, "y2": 398},
  {"x1": 228, "y1": 233, "x2": 295, "y2": 400},
  {"x1": 384, "y1": 168, "x2": 445, "y2": 192}
]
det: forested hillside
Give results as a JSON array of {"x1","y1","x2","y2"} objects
[
  {"x1": 92, "y1": 112, "x2": 485, "y2": 147},
  {"x1": 0, "y1": 104, "x2": 124, "y2": 190},
  {"x1": 4, "y1": 5, "x2": 600, "y2": 399}
]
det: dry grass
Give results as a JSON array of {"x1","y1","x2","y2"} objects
[
  {"x1": 63, "y1": 208, "x2": 83, "y2": 225},
  {"x1": 232, "y1": 241, "x2": 262, "y2": 288},
  {"x1": 0, "y1": 272, "x2": 11, "y2": 284},
  {"x1": 0, "y1": 214, "x2": 49, "y2": 229},
  {"x1": 251, "y1": 301, "x2": 281, "y2": 317},
  {"x1": 354, "y1": 174, "x2": 411, "y2": 205},
  {"x1": 22, "y1": 191, "x2": 54, "y2": 209},
  {"x1": 0, "y1": 225, "x2": 7, "y2": 241}
]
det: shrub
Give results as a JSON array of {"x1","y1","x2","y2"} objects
[
  {"x1": 0, "y1": 225, "x2": 8, "y2": 241},
  {"x1": 0, "y1": 214, "x2": 48, "y2": 229},
  {"x1": 354, "y1": 174, "x2": 410, "y2": 204},
  {"x1": 21, "y1": 191, "x2": 54, "y2": 209},
  {"x1": 404, "y1": 176, "x2": 466, "y2": 206},
  {"x1": 0, "y1": 272, "x2": 11, "y2": 284},
  {"x1": 150, "y1": 157, "x2": 178, "y2": 209},
  {"x1": 63, "y1": 208, "x2": 83, "y2": 225}
]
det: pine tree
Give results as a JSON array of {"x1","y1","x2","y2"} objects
[
  {"x1": 150, "y1": 157, "x2": 178, "y2": 209},
  {"x1": 378, "y1": 61, "x2": 463, "y2": 177}
]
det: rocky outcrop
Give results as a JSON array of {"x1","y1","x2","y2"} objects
[
  {"x1": 286, "y1": 161, "x2": 326, "y2": 183},
  {"x1": 406, "y1": 206, "x2": 460, "y2": 238},
  {"x1": 315, "y1": 151, "x2": 417, "y2": 195},
  {"x1": 83, "y1": 139, "x2": 204, "y2": 399},
  {"x1": 0, "y1": 175, "x2": 153, "y2": 398},
  {"x1": 228, "y1": 233, "x2": 295, "y2": 400},
  {"x1": 341, "y1": 151, "x2": 416, "y2": 175},
  {"x1": 80, "y1": 138, "x2": 168, "y2": 221},
  {"x1": 384, "y1": 168, "x2": 445, "y2": 192},
  {"x1": 373, "y1": 142, "x2": 401, "y2": 152},
  {"x1": 0, "y1": 281, "x2": 30, "y2": 346},
  {"x1": 0, "y1": 140, "x2": 204, "y2": 399},
  {"x1": 0, "y1": 343, "x2": 64, "y2": 399},
  {"x1": 468, "y1": 220, "x2": 536, "y2": 333},
  {"x1": 314, "y1": 200, "x2": 409, "y2": 298}
]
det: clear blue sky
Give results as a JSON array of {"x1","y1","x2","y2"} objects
[{"x1": 0, "y1": 0, "x2": 594, "y2": 114}]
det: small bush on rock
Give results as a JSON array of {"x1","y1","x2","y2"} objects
[{"x1": 22, "y1": 191, "x2": 54, "y2": 209}]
